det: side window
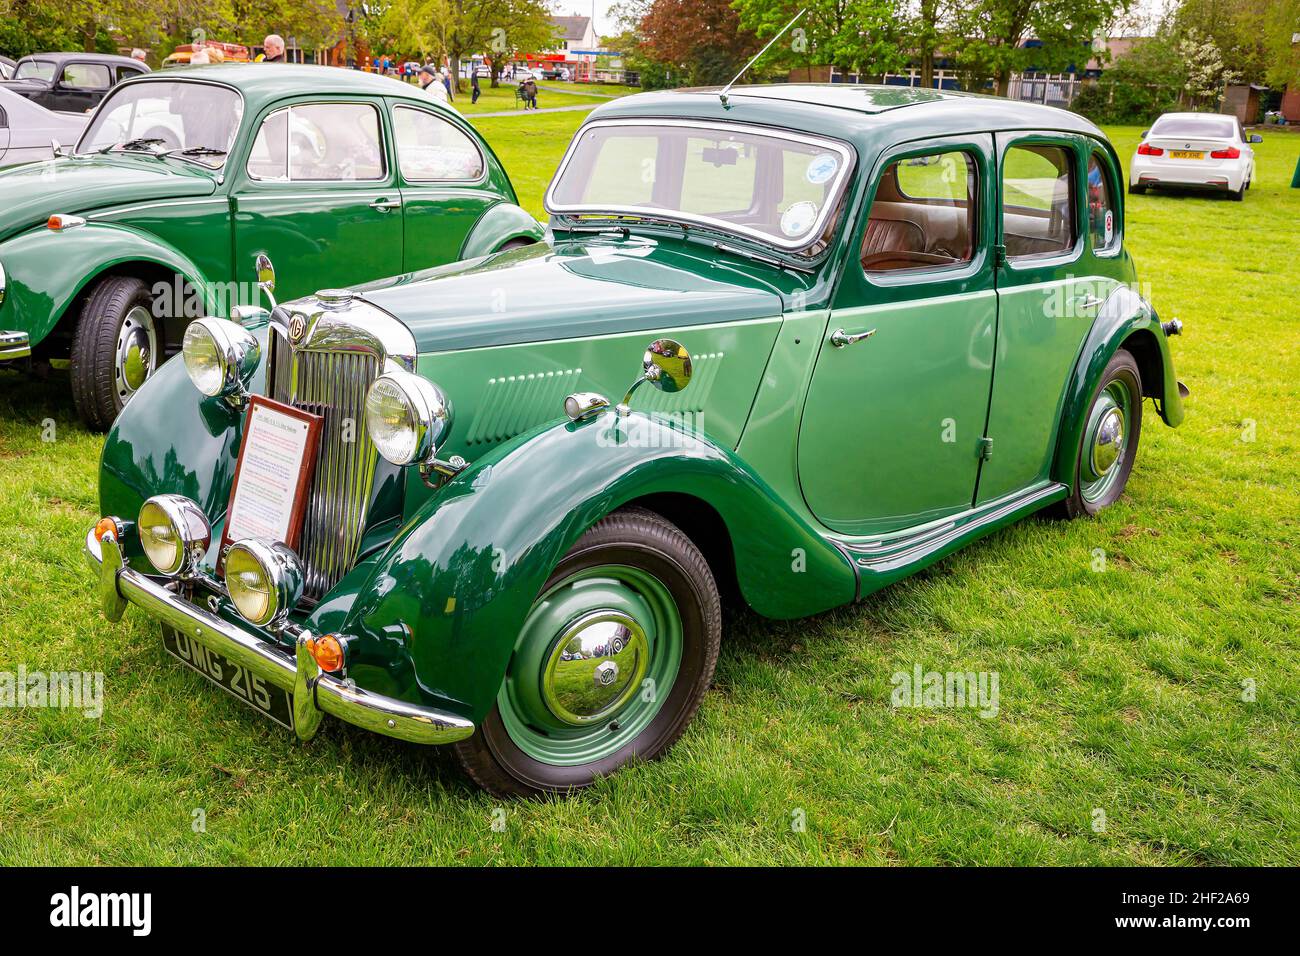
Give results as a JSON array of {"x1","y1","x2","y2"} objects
[
  {"x1": 247, "y1": 103, "x2": 385, "y2": 182},
  {"x1": 393, "y1": 106, "x2": 485, "y2": 181},
  {"x1": 862, "y1": 149, "x2": 976, "y2": 274},
  {"x1": 0, "y1": 106, "x2": 7, "y2": 129},
  {"x1": 1002, "y1": 144, "x2": 1075, "y2": 260},
  {"x1": 62, "y1": 63, "x2": 111, "y2": 89},
  {"x1": 1086, "y1": 153, "x2": 1117, "y2": 253}
]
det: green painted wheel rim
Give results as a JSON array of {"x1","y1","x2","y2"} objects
[
  {"x1": 1080, "y1": 376, "x2": 1134, "y2": 505},
  {"x1": 498, "y1": 564, "x2": 683, "y2": 766}
]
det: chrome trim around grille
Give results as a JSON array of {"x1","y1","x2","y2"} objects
[{"x1": 267, "y1": 295, "x2": 417, "y2": 601}]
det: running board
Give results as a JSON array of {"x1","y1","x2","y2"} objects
[{"x1": 838, "y1": 482, "x2": 1069, "y2": 600}]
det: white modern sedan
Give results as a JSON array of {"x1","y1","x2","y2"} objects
[
  {"x1": 1129, "y1": 112, "x2": 1261, "y2": 200},
  {"x1": 0, "y1": 87, "x2": 91, "y2": 169}
]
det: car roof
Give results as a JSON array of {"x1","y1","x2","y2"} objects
[
  {"x1": 590, "y1": 84, "x2": 1107, "y2": 153},
  {"x1": 16, "y1": 52, "x2": 145, "y2": 68},
  {"x1": 116, "y1": 63, "x2": 448, "y2": 113}
]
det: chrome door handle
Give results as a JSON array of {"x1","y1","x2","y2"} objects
[
  {"x1": 830, "y1": 327, "x2": 876, "y2": 348},
  {"x1": 369, "y1": 198, "x2": 402, "y2": 211},
  {"x1": 1075, "y1": 295, "x2": 1104, "y2": 311}
]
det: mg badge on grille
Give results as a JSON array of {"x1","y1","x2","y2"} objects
[{"x1": 288, "y1": 314, "x2": 306, "y2": 343}]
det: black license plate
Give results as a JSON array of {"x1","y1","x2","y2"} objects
[{"x1": 162, "y1": 626, "x2": 294, "y2": 730}]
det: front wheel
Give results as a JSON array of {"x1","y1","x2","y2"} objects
[
  {"x1": 70, "y1": 275, "x2": 159, "y2": 431},
  {"x1": 454, "y1": 507, "x2": 721, "y2": 797},
  {"x1": 1052, "y1": 349, "x2": 1143, "y2": 519}
]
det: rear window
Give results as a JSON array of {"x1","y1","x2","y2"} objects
[
  {"x1": 1150, "y1": 116, "x2": 1235, "y2": 139},
  {"x1": 15, "y1": 60, "x2": 57, "y2": 81}
]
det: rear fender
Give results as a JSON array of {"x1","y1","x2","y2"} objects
[
  {"x1": 458, "y1": 202, "x2": 545, "y2": 260},
  {"x1": 1053, "y1": 285, "x2": 1183, "y2": 486}
]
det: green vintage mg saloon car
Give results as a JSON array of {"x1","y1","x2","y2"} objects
[
  {"x1": 0, "y1": 64, "x2": 541, "y2": 429},
  {"x1": 85, "y1": 85, "x2": 1186, "y2": 796}
]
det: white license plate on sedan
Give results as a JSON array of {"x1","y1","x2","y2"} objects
[{"x1": 162, "y1": 626, "x2": 294, "y2": 730}]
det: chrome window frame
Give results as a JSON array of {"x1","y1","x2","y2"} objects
[
  {"x1": 545, "y1": 118, "x2": 857, "y2": 253},
  {"x1": 246, "y1": 100, "x2": 389, "y2": 184},
  {"x1": 74, "y1": 77, "x2": 246, "y2": 170},
  {"x1": 391, "y1": 104, "x2": 488, "y2": 185}
]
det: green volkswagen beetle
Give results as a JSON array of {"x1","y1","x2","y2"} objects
[
  {"x1": 0, "y1": 64, "x2": 541, "y2": 429},
  {"x1": 85, "y1": 85, "x2": 1185, "y2": 796}
]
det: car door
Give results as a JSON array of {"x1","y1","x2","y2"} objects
[
  {"x1": 798, "y1": 134, "x2": 998, "y2": 536},
  {"x1": 54, "y1": 62, "x2": 112, "y2": 113},
  {"x1": 0, "y1": 103, "x2": 9, "y2": 164},
  {"x1": 232, "y1": 99, "x2": 404, "y2": 301},
  {"x1": 389, "y1": 102, "x2": 498, "y2": 270},
  {"x1": 976, "y1": 133, "x2": 1092, "y2": 504}
]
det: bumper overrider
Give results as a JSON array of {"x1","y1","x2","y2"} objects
[{"x1": 83, "y1": 523, "x2": 475, "y2": 745}]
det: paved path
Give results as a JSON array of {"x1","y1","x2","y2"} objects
[{"x1": 472, "y1": 103, "x2": 601, "y2": 118}]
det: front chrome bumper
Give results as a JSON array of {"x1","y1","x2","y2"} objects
[
  {"x1": 0, "y1": 330, "x2": 30, "y2": 361},
  {"x1": 84, "y1": 527, "x2": 474, "y2": 746}
]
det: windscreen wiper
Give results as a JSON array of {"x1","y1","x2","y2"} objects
[{"x1": 100, "y1": 137, "x2": 167, "y2": 154}]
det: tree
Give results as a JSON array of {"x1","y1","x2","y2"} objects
[
  {"x1": 638, "y1": 0, "x2": 760, "y2": 86},
  {"x1": 732, "y1": 0, "x2": 908, "y2": 79},
  {"x1": 1263, "y1": 0, "x2": 1300, "y2": 88},
  {"x1": 950, "y1": 0, "x2": 1124, "y2": 96},
  {"x1": 1177, "y1": 26, "x2": 1240, "y2": 108}
]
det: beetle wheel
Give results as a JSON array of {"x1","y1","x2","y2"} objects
[
  {"x1": 70, "y1": 275, "x2": 159, "y2": 431},
  {"x1": 453, "y1": 507, "x2": 721, "y2": 797}
]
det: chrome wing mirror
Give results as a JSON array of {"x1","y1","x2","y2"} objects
[
  {"x1": 255, "y1": 254, "x2": 277, "y2": 310},
  {"x1": 617, "y1": 338, "x2": 692, "y2": 416}
]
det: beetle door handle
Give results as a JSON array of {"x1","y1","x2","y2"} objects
[
  {"x1": 369, "y1": 198, "x2": 402, "y2": 211},
  {"x1": 1074, "y1": 295, "x2": 1104, "y2": 311},
  {"x1": 830, "y1": 327, "x2": 877, "y2": 348}
]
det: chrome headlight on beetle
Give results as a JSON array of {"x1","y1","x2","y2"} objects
[
  {"x1": 223, "y1": 539, "x2": 304, "y2": 629},
  {"x1": 182, "y1": 317, "x2": 260, "y2": 400},
  {"x1": 137, "y1": 494, "x2": 211, "y2": 577},
  {"x1": 364, "y1": 369, "x2": 451, "y2": 466}
]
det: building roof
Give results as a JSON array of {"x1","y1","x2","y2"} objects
[{"x1": 552, "y1": 16, "x2": 592, "y2": 43}]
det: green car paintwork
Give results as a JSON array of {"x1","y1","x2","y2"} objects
[
  {"x1": 0, "y1": 64, "x2": 542, "y2": 360},
  {"x1": 97, "y1": 84, "x2": 1184, "y2": 732}
]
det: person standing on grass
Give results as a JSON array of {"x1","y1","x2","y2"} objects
[
  {"x1": 419, "y1": 65, "x2": 453, "y2": 109},
  {"x1": 523, "y1": 77, "x2": 538, "y2": 110},
  {"x1": 471, "y1": 69, "x2": 481, "y2": 105}
]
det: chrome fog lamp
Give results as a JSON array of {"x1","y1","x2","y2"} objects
[
  {"x1": 182, "y1": 317, "x2": 260, "y2": 401},
  {"x1": 137, "y1": 494, "x2": 211, "y2": 577},
  {"x1": 223, "y1": 539, "x2": 304, "y2": 629},
  {"x1": 364, "y1": 369, "x2": 451, "y2": 466}
]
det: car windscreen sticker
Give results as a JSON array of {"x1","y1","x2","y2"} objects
[
  {"x1": 806, "y1": 153, "x2": 839, "y2": 185},
  {"x1": 780, "y1": 201, "x2": 818, "y2": 237},
  {"x1": 1104, "y1": 210, "x2": 1114, "y2": 244}
]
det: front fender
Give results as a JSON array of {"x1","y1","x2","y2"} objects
[
  {"x1": 341, "y1": 411, "x2": 857, "y2": 723},
  {"x1": 458, "y1": 201, "x2": 545, "y2": 259},
  {"x1": 98, "y1": 331, "x2": 262, "y2": 560},
  {"x1": 1053, "y1": 285, "x2": 1183, "y2": 486},
  {"x1": 0, "y1": 221, "x2": 214, "y2": 347}
]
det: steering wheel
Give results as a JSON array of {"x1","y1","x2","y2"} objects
[{"x1": 861, "y1": 250, "x2": 955, "y2": 271}]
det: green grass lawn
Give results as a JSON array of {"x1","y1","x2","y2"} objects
[{"x1": 1, "y1": 121, "x2": 1297, "y2": 865}]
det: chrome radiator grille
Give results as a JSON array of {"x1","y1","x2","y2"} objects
[{"x1": 267, "y1": 327, "x2": 380, "y2": 601}]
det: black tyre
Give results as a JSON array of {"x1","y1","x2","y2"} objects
[
  {"x1": 70, "y1": 275, "x2": 159, "y2": 431},
  {"x1": 1228, "y1": 184, "x2": 1245, "y2": 201},
  {"x1": 1128, "y1": 182, "x2": 1146, "y2": 195},
  {"x1": 454, "y1": 507, "x2": 721, "y2": 798},
  {"x1": 1051, "y1": 349, "x2": 1143, "y2": 519}
]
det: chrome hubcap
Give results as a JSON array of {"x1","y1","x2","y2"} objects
[
  {"x1": 1090, "y1": 406, "x2": 1124, "y2": 478},
  {"x1": 115, "y1": 305, "x2": 157, "y2": 404},
  {"x1": 541, "y1": 610, "x2": 648, "y2": 726}
]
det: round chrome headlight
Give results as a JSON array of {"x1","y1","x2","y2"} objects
[
  {"x1": 223, "y1": 539, "x2": 304, "y2": 629},
  {"x1": 183, "y1": 317, "x2": 260, "y2": 398},
  {"x1": 137, "y1": 494, "x2": 211, "y2": 577},
  {"x1": 364, "y1": 369, "x2": 451, "y2": 466}
]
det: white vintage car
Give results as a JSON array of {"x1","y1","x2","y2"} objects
[{"x1": 1129, "y1": 112, "x2": 1260, "y2": 201}]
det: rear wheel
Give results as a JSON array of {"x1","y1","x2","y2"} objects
[
  {"x1": 1128, "y1": 181, "x2": 1146, "y2": 195},
  {"x1": 70, "y1": 275, "x2": 159, "y2": 431},
  {"x1": 454, "y1": 507, "x2": 721, "y2": 797},
  {"x1": 1051, "y1": 350, "x2": 1143, "y2": 519},
  {"x1": 1229, "y1": 184, "x2": 1245, "y2": 201}
]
